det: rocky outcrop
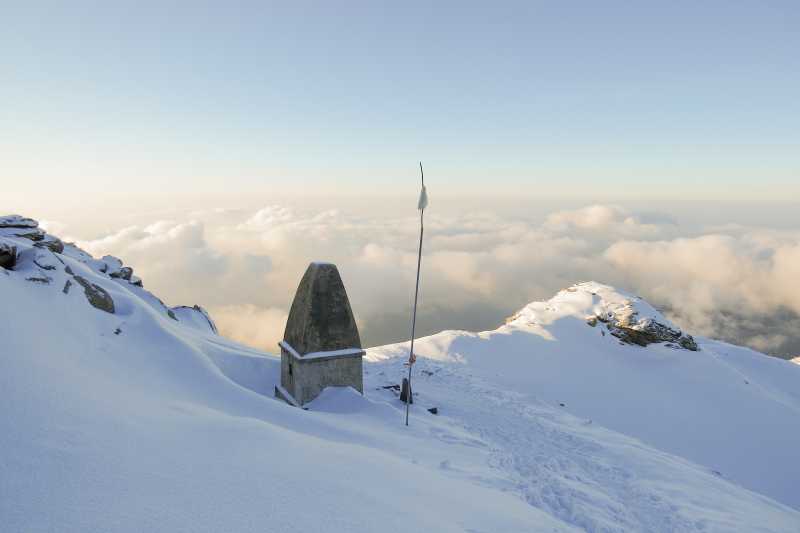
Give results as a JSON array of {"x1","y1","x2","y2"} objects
[
  {"x1": 0, "y1": 213, "x2": 221, "y2": 327},
  {"x1": 1, "y1": 217, "x2": 63, "y2": 255},
  {"x1": 13, "y1": 229, "x2": 45, "y2": 242},
  {"x1": 0, "y1": 215, "x2": 38, "y2": 229},
  {"x1": 508, "y1": 282, "x2": 700, "y2": 352},
  {"x1": 0, "y1": 242, "x2": 16, "y2": 269},
  {"x1": 590, "y1": 301, "x2": 698, "y2": 351},
  {"x1": 34, "y1": 237, "x2": 64, "y2": 254},
  {"x1": 104, "y1": 258, "x2": 142, "y2": 286},
  {"x1": 72, "y1": 275, "x2": 115, "y2": 314},
  {"x1": 32, "y1": 250, "x2": 60, "y2": 271},
  {"x1": 110, "y1": 266, "x2": 133, "y2": 281}
]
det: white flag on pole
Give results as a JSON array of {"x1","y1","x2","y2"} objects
[
  {"x1": 406, "y1": 162, "x2": 427, "y2": 426},
  {"x1": 418, "y1": 184, "x2": 428, "y2": 211}
]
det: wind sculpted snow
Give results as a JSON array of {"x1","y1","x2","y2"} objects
[
  {"x1": 369, "y1": 282, "x2": 800, "y2": 511},
  {"x1": 2, "y1": 218, "x2": 800, "y2": 532}
]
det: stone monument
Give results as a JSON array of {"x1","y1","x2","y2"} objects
[{"x1": 275, "y1": 262, "x2": 365, "y2": 407}]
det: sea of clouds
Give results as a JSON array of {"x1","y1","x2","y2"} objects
[{"x1": 67, "y1": 203, "x2": 800, "y2": 358}]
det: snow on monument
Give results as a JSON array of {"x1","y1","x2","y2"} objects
[{"x1": 275, "y1": 262, "x2": 364, "y2": 407}]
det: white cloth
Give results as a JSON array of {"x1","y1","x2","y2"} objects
[{"x1": 418, "y1": 185, "x2": 428, "y2": 211}]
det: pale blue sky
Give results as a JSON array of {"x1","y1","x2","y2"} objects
[{"x1": 2, "y1": 1, "x2": 799, "y2": 202}]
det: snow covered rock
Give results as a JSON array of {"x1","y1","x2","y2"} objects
[
  {"x1": 510, "y1": 281, "x2": 697, "y2": 350},
  {"x1": 0, "y1": 214, "x2": 38, "y2": 228},
  {"x1": 0, "y1": 214, "x2": 207, "y2": 319},
  {"x1": 71, "y1": 273, "x2": 116, "y2": 313},
  {"x1": 7, "y1": 226, "x2": 46, "y2": 241},
  {"x1": 589, "y1": 298, "x2": 697, "y2": 350},
  {"x1": 110, "y1": 266, "x2": 134, "y2": 281},
  {"x1": 32, "y1": 249, "x2": 60, "y2": 271},
  {"x1": 34, "y1": 235, "x2": 65, "y2": 254},
  {"x1": 171, "y1": 304, "x2": 218, "y2": 334},
  {"x1": 101, "y1": 254, "x2": 123, "y2": 274},
  {"x1": 0, "y1": 216, "x2": 63, "y2": 253}
]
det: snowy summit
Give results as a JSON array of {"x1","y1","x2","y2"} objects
[{"x1": 2, "y1": 215, "x2": 800, "y2": 532}]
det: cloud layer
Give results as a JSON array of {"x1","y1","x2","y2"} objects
[{"x1": 75, "y1": 204, "x2": 800, "y2": 358}]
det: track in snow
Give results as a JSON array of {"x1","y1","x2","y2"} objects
[{"x1": 365, "y1": 354, "x2": 793, "y2": 533}]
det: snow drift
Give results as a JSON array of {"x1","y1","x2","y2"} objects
[{"x1": 2, "y1": 215, "x2": 800, "y2": 532}]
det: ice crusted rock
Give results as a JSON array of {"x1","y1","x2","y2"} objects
[{"x1": 0, "y1": 215, "x2": 38, "y2": 229}]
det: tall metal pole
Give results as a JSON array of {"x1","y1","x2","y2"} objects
[{"x1": 405, "y1": 162, "x2": 425, "y2": 426}]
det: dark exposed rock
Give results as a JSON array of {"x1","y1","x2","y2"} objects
[
  {"x1": 592, "y1": 301, "x2": 698, "y2": 351},
  {"x1": 153, "y1": 297, "x2": 178, "y2": 320},
  {"x1": 678, "y1": 336, "x2": 699, "y2": 351},
  {"x1": 608, "y1": 322, "x2": 698, "y2": 351},
  {"x1": 62, "y1": 279, "x2": 72, "y2": 294},
  {"x1": 193, "y1": 305, "x2": 217, "y2": 333},
  {"x1": 0, "y1": 243, "x2": 16, "y2": 269},
  {"x1": 283, "y1": 263, "x2": 361, "y2": 355},
  {"x1": 14, "y1": 230, "x2": 45, "y2": 242},
  {"x1": 26, "y1": 276, "x2": 51, "y2": 284},
  {"x1": 34, "y1": 237, "x2": 64, "y2": 254},
  {"x1": 110, "y1": 266, "x2": 133, "y2": 281},
  {"x1": 101, "y1": 255, "x2": 122, "y2": 274},
  {"x1": 427, "y1": 407, "x2": 438, "y2": 415},
  {"x1": 73, "y1": 275, "x2": 115, "y2": 314}
]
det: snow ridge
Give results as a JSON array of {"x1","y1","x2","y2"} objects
[{"x1": 2, "y1": 215, "x2": 800, "y2": 532}]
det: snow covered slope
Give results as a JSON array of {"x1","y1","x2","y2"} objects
[
  {"x1": 2, "y1": 216, "x2": 800, "y2": 532},
  {"x1": 370, "y1": 282, "x2": 800, "y2": 511}
]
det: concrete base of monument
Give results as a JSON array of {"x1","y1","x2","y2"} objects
[{"x1": 279, "y1": 341, "x2": 365, "y2": 406}]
